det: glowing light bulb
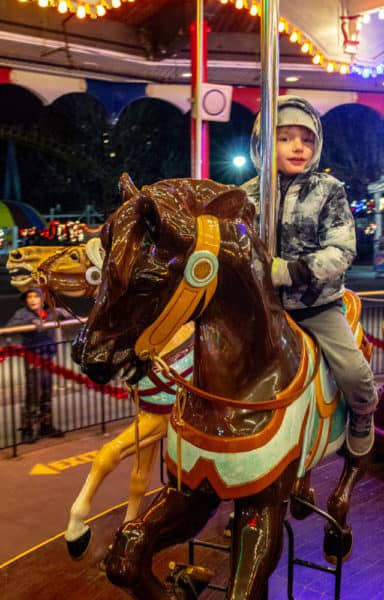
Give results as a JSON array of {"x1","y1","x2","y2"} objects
[
  {"x1": 38, "y1": 0, "x2": 49, "y2": 7},
  {"x1": 301, "y1": 42, "x2": 310, "y2": 53},
  {"x1": 289, "y1": 31, "x2": 298, "y2": 43},
  {"x1": 58, "y1": 0, "x2": 68, "y2": 13},
  {"x1": 278, "y1": 21, "x2": 286, "y2": 33},
  {"x1": 312, "y1": 54, "x2": 321, "y2": 65},
  {"x1": 111, "y1": 0, "x2": 121, "y2": 7},
  {"x1": 96, "y1": 4, "x2": 106, "y2": 16},
  {"x1": 235, "y1": 0, "x2": 244, "y2": 9},
  {"x1": 379, "y1": 9, "x2": 384, "y2": 19},
  {"x1": 340, "y1": 64, "x2": 348, "y2": 75},
  {"x1": 77, "y1": 4, "x2": 86, "y2": 18},
  {"x1": 249, "y1": 4, "x2": 258, "y2": 16},
  {"x1": 362, "y1": 13, "x2": 371, "y2": 24},
  {"x1": 326, "y1": 62, "x2": 334, "y2": 73}
]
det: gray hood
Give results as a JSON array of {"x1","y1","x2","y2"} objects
[{"x1": 250, "y1": 95, "x2": 323, "y2": 175}]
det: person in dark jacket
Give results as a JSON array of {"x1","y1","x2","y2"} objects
[
  {"x1": 5, "y1": 287, "x2": 68, "y2": 443},
  {"x1": 242, "y1": 95, "x2": 378, "y2": 457}
]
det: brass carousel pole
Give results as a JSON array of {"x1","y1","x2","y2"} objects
[
  {"x1": 259, "y1": 0, "x2": 279, "y2": 255},
  {"x1": 193, "y1": 0, "x2": 204, "y2": 179}
]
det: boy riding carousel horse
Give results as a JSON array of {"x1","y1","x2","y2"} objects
[{"x1": 243, "y1": 95, "x2": 377, "y2": 457}]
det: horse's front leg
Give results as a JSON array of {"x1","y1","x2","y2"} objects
[
  {"x1": 323, "y1": 453, "x2": 367, "y2": 563},
  {"x1": 64, "y1": 411, "x2": 168, "y2": 558},
  {"x1": 290, "y1": 471, "x2": 316, "y2": 520},
  {"x1": 227, "y1": 463, "x2": 298, "y2": 600},
  {"x1": 123, "y1": 440, "x2": 161, "y2": 521},
  {"x1": 105, "y1": 483, "x2": 221, "y2": 600}
]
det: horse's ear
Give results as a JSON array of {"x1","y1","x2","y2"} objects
[
  {"x1": 119, "y1": 173, "x2": 139, "y2": 202},
  {"x1": 138, "y1": 191, "x2": 161, "y2": 242},
  {"x1": 205, "y1": 188, "x2": 255, "y2": 224},
  {"x1": 138, "y1": 185, "x2": 195, "y2": 248}
]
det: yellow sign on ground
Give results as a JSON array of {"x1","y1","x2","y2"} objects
[{"x1": 30, "y1": 450, "x2": 98, "y2": 475}]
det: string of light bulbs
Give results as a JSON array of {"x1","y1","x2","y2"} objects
[
  {"x1": 17, "y1": 0, "x2": 136, "y2": 20},
  {"x1": 218, "y1": 0, "x2": 384, "y2": 79},
  {"x1": 16, "y1": 0, "x2": 384, "y2": 78}
]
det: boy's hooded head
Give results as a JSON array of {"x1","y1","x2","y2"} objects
[
  {"x1": 250, "y1": 95, "x2": 323, "y2": 174},
  {"x1": 277, "y1": 104, "x2": 319, "y2": 138},
  {"x1": 20, "y1": 287, "x2": 44, "y2": 312},
  {"x1": 20, "y1": 287, "x2": 43, "y2": 302}
]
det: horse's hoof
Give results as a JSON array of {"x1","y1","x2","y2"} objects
[
  {"x1": 98, "y1": 545, "x2": 113, "y2": 572},
  {"x1": 323, "y1": 525, "x2": 353, "y2": 564},
  {"x1": 167, "y1": 562, "x2": 214, "y2": 598},
  {"x1": 65, "y1": 526, "x2": 92, "y2": 560},
  {"x1": 223, "y1": 514, "x2": 234, "y2": 537},
  {"x1": 290, "y1": 489, "x2": 316, "y2": 520}
]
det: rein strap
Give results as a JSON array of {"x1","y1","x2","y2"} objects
[{"x1": 155, "y1": 321, "x2": 321, "y2": 412}]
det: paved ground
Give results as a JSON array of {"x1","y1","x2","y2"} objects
[{"x1": 1, "y1": 427, "x2": 384, "y2": 599}]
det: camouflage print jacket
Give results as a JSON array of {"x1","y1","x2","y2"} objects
[
  {"x1": 242, "y1": 173, "x2": 356, "y2": 310},
  {"x1": 243, "y1": 95, "x2": 356, "y2": 311}
]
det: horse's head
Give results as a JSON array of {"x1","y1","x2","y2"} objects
[
  {"x1": 34, "y1": 239, "x2": 105, "y2": 298},
  {"x1": 73, "y1": 176, "x2": 260, "y2": 385},
  {"x1": 7, "y1": 245, "x2": 64, "y2": 292}
]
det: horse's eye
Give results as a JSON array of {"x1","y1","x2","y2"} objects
[{"x1": 70, "y1": 251, "x2": 80, "y2": 261}]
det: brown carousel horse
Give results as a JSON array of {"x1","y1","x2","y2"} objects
[
  {"x1": 5, "y1": 182, "x2": 194, "y2": 558},
  {"x1": 72, "y1": 176, "x2": 369, "y2": 599}
]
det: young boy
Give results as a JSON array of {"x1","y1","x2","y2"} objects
[
  {"x1": 242, "y1": 95, "x2": 378, "y2": 457},
  {"x1": 5, "y1": 288, "x2": 66, "y2": 443}
]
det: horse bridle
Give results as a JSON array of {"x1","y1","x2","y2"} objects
[
  {"x1": 134, "y1": 214, "x2": 221, "y2": 360},
  {"x1": 32, "y1": 239, "x2": 104, "y2": 321}
]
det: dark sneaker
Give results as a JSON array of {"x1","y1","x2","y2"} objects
[
  {"x1": 21, "y1": 429, "x2": 39, "y2": 444},
  {"x1": 346, "y1": 414, "x2": 375, "y2": 457},
  {"x1": 40, "y1": 424, "x2": 64, "y2": 438}
]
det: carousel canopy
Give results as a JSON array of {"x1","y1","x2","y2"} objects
[{"x1": 0, "y1": 0, "x2": 383, "y2": 93}]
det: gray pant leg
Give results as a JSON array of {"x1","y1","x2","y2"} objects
[{"x1": 298, "y1": 305, "x2": 378, "y2": 416}]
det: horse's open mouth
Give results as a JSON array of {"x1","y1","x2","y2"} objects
[{"x1": 9, "y1": 267, "x2": 34, "y2": 289}]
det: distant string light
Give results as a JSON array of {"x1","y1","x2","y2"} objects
[
  {"x1": 218, "y1": 0, "x2": 384, "y2": 79},
  {"x1": 17, "y1": 0, "x2": 135, "y2": 20}
]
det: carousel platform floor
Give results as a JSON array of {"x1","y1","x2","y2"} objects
[{"x1": 1, "y1": 421, "x2": 384, "y2": 600}]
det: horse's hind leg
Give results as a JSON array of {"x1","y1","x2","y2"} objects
[
  {"x1": 105, "y1": 483, "x2": 221, "y2": 599},
  {"x1": 324, "y1": 454, "x2": 366, "y2": 563},
  {"x1": 227, "y1": 464, "x2": 297, "y2": 600}
]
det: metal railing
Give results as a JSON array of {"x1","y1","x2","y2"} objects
[
  {"x1": 1, "y1": 294, "x2": 384, "y2": 456},
  {"x1": 0, "y1": 319, "x2": 134, "y2": 455},
  {"x1": 358, "y1": 292, "x2": 384, "y2": 375}
]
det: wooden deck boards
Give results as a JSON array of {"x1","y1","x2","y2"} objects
[{"x1": 1, "y1": 426, "x2": 384, "y2": 599}]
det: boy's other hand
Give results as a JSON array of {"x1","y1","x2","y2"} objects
[{"x1": 271, "y1": 257, "x2": 293, "y2": 288}]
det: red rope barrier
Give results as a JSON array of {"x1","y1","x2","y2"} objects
[
  {"x1": 365, "y1": 333, "x2": 384, "y2": 351},
  {"x1": 0, "y1": 345, "x2": 129, "y2": 400}
]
